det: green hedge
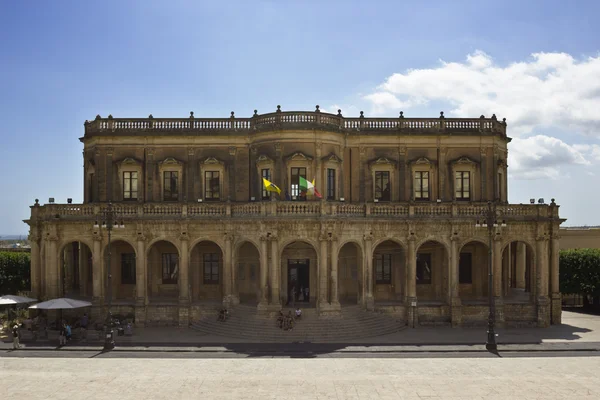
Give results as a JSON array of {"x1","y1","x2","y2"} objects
[
  {"x1": 0, "y1": 251, "x2": 31, "y2": 295},
  {"x1": 560, "y1": 249, "x2": 600, "y2": 297}
]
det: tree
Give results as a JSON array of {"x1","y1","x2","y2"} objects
[
  {"x1": 0, "y1": 251, "x2": 31, "y2": 294},
  {"x1": 560, "y1": 249, "x2": 600, "y2": 306}
]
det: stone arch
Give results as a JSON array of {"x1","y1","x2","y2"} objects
[
  {"x1": 457, "y1": 240, "x2": 490, "y2": 302},
  {"x1": 458, "y1": 237, "x2": 488, "y2": 253},
  {"x1": 146, "y1": 237, "x2": 181, "y2": 258},
  {"x1": 372, "y1": 239, "x2": 406, "y2": 303},
  {"x1": 280, "y1": 240, "x2": 319, "y2": 305},
  {"x1": 102, "y1": 239, "x2": 137, "y2": 302},
  {"x1": 278, "y1": 238, "x2": 320, "y2": 260},
  {"x1": 415, "y1": 239, "x2": 449, "y2": 302},
  {"x1": 233, "y1": 237, "x2": 261, "y2": 258},
  {"x1": 58, "y1": 240, "x2": 93, "y2": 298},
  {"x1": 190, "y1": 239, "x2": 224, "y2": 303},
  {"x1": 337, "y1": 240, "x2": 364, "y2": 305},
  {"x1": 500, "y1": 239, "x2": 536, "y2": 304},
  {"x1": 372, "y1": 237, "x2": 406, "y2": 253},
  {"x1": 101, "y1": 237, "x2": 137, "y2": 258},
  {"x1": 146, "y1": 239, "x2": 181, "y2": 302},
  {"x1": 234, "y1": 240, "x2": 261, "y2": 304},
  {"x1": 415, "y1": 236, "x2": 451, "y2": 255},
  {"x1": 189, "y1": 237, "x2": 224, "y2": 258}
]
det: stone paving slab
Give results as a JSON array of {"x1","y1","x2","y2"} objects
[{"x1": 2, "y1": 356, "x2": 600, "y2": 399}]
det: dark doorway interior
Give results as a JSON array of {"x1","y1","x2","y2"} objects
[{"x1": 287, "y1": 259, "x2": 310, "y2": 304}]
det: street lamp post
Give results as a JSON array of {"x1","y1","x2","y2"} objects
[
  {"x1": 94, "y1": 202, "x2": 124, "y2": 351},
  {"x1": 475, "y1": 201, "x2": 506, "y2": 352}
]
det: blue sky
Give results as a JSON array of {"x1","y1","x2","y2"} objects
[{"x1": 1, "y1": 0, "x2": 600, "y2": 234}]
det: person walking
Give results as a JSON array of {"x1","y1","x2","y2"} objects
[
  {"x1": 12, "y1": 324, "x2": 20, "y2": 349},
  {"x1": 80, "y1": 313, "x2": 88, "y2": 340},
  {"x1": 59, "y1": 324, "x2": 66, "y2": 346}
]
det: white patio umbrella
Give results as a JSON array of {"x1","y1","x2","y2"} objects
[
  {"x1": 0, "y1": 295, "x2": 38, "y2": 305},
  {"x1": 28, "y1": 298, "x2": 92, "y2": 310}
]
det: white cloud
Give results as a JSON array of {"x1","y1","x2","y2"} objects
[
  {"x1": 573, "y1": 144, "x2": 600, "y2": 161},
  {"x1": 365, "y1": 51, "x2": 600, "y2": 136},
  {"x1": 509, "y1": 135, "x2": 590, "y2": 180}
]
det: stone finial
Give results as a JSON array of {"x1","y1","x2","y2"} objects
[
  {"x1": 190, "y1": 111, "x2": 194, "y2": 118},
  {"x1": 231, "y1": 111, "x2": 235, "y2": 118},
  {"x1": 440, "y1": 111, "x2": 445, "y2": 119},
  {"x1": 315, "y1": 105, "x2": 320, "y2": 112},
  {"x1": 491, "y1": 114, "x2": 497, "y2": 121},
  {"x1": 551, "y1": 198, "x2": 556, "y2": 205},
  {"x1": 337, "y1": 109, "x2": 342, "y2": 116},
  {"x1": 108, "y1": 114, "x2": 113, "y2": 119},
  {"x1": 360, "y1": 111, "x2": 364, "y2": 118},
  {"x1": 480, "y1": 115, "x2": 485, "y2": 119},
  {"x1": 276, "y1": 105, "x2": 281, "y2": 113},
  {"x1": 34, "y1": 199, "x2": 39, "y2": 206},
  {"x1": 148, "y1": 114, "x2": 153, "y2": 119},
  {"x1": 399, "y1": 111, "x2": 404, "y2": 118},
  {"x1": 84, "y1": 120, "x2": 89, "y2": 126},
  {"x1": 253, "y1": 109, "x2": 258, "y2": 117},
  {"x1": 95, "y1": 114, "x2": 101, "y2": 120},
  {"x1": 502, "y1": 118, "x2": 507, "y2": 125}
]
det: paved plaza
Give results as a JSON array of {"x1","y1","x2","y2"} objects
[{"x1": 1, "y1": 355, "x2": 600, "y2": 399}]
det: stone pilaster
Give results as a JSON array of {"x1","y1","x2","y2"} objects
[
  {"x1": 28, "y1": 231, "x2": 41, "y2": 299},
  {"x1": 135, "y1": 234, "x2": 147, "y2": 326},
  {"x1": 222, "y1": 233, "x2": 234, "y2": 307},
  {"x1": 363, "y1": 232, "x2": 374, "y2": 310},
  {"x1": 398, "y1": 147, "x2": 407, "y2": 201},
  {"x1": 187, "y1": 147, "x2": 195, "y2": 201},
  {"x1": 106, "y1": 147, "x2": 114, "y2": 201},
  {"x1": 480, "y1": 147, "x2": 487, "y2": 201},
  {"x1": 449, "y1": 234, "x2": 462, "y2": 327},
  {"x1": 318, "y1": 233, "x2": 329, "y2": 312},
  {"x1": 493, "y1": 236, "x2": 504, "y2": 326},
  {"x1": 146, "y1": 148, "x2": 154, "y2": 202},
  {"x1": 257, "y1": 235, "x2": 269, "y2": 312},
  {"x1": 45, "y1": 235, "x2": 59, "y2": 299},
  {"x1": 536, "y1": 235, "x2": 550, "y2": 327},
  {"x1": 359, "y1": 146, "x2": 366, "y2": 202},
  {"x1": 269, "y1": 234, "x2": 280, "y2": 306},
  {"x1": 329, "y1": 234, "x2": 340, "y2": 309},
  {"x1": 515, "y1": 242, "x2": 526, "y2": 289},
  {"x1": 92, "y1": 235, "x2": 103, "y2": 305},
  {"x1": 550, "y1": 233, "x2": 561, "y2": 325},
  {"x1": 406, "y1": 233, "x2": 417, "y2": 327}
]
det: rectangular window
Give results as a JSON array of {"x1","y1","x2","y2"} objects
[
  {"x1": 203, "y1": 253, "x2": 220, "y2": 284},
  {"x1": 327, "y1": 168, "x2": 336, "y2": 200},
  {"x1": 261, "y1": 168, "x2": 271, "y2": 200},
  {"x1": 161, "y1": 253, "x2": 178, "y2": 284},
  {"x1": 123, "y1": 171, "x2": 138, "y2": 201},
  {"x1": 374, "y1": 171, "x2": 391, "y2": 201},
  {"x1": 414, "y1": 171, "x2": 430, "y2": 200},
  {"x1": 416, "y1": 253, "x2": 432, "y2": 284},
  {"x1": 163, "y1": 171, "x2": 179, "y2": 201},
  {"x1": 455, "y1": 171, "x2": 471, "y2": 200},
  {"x1": 204, "y1": 171, "x2": 220, "y2": 201},
  {"x1": 120, "y1": 253, "x2": 136, "y2": 284},
  {"x1": 375, "y1": 253, "x2": 392, "y2": 284},
  {"x1": 459, "y1": 252, "x2": 473, "y2": 284},
  {"x1": 290, "y1": 167, "x2": 307, "y2": 200}
]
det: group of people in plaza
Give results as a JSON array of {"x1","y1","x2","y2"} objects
[
  {"x1": 277, "y1": 307, "x2": 302, "y2": 331},
  {"x1": 10, "y1": 313, "x2": 90, "y2": 349}
]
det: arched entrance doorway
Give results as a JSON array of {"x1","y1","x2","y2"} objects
[
  {"x1": 458, "y1": 240, "x2": 489, "y2": 304},
  {"x1": 103, "y1": 240, "x2": 137, "y2": 303},
  {"x1": 147, "y1": 240, "x2": 180, "y2": 303},
  {"x1": 190, "y1": 240, "x2": 223, "y2": 303},
  {"x1": 59, "y1": 241, "x2": 92, "y2": 298},
  {"x1": 235, "y1": 241, "x2": 260, "y2": 304},
  {"x1": 337, "y1": 242, "x2": 363, "y2": 304},
  {"x1": 415, "y1": 240, "x2": 449, "y2": 303},
  {"x1": 280, "y1": 241, "x2": 318, "y2": 306},
  {"x1": 502, "y1": 240, "x2": 535, "y2": 303},
  {"x1": 372, "y1": 240, "x2": 405, "y2": 304}
]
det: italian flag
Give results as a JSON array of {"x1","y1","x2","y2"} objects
[{"x1": 299, "y1": 176, "x2": 322, "y2": 198}]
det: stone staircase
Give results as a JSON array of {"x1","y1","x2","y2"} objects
[{"x1": 190, "y1": 304, "x2": 406, "y2": 342}]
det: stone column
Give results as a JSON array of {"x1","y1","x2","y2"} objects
[
  {"x1": 439, "y1": 147, "x2": 447, "y2": 201},
  {"x1": 92, "y1": 236, "x2": 103, "y2": 304},
  {"x1": 493, "y1": 236, "x2": 504, "y2": 326},
  {"x1": 29, "y1": 233, "x2": 41, "y2": 298},
  {"x1": 318, "y1": 234, "x2": 329, "y2": 311},
  {"x1": 146, "y1": 148, "x2": 154, "y2": 202},
  {"x1": 449, "y1": 235, "x2": 461, "y2": 327},
  {"x1": 106, "y1": 148, "x2": 114, "y2": 201},
  {"x1": 536, "y1": 236, "x2": 550, "y2": 327},
  {"x1": 550, "y1": 233, "x2": 561, "y2": 325},
  {"x1": 515, "y1": 242, "x2": 527, "y2": 289},
  {"x1": 178, "y1": 235, "x2": 190, "y2": 326},
  {"x1": 63, "y1": 244, "x2": 74, "y2": 296},
  {"x1": 363, "y1": 233, "x2": 374, "y2": 310},
  {"x1": 270, "y1": 235, "x2": 280, "y2": 306},
  {"x1": 223, "y1": 234, "x2": 233, "y2": 307},
  {"x1": 398, "y1": 147, "x2": 406, "y2": 201},
  {"x1": 330, "y1": 236, "x2": 340, "y2": 309},
  {"x1": 135, "y1": 236, "x2": 147, "y2": 325},
  {"x1": 406, "y1": 235, "x2": 417, "y2": 327},
  {"x1": 258, "y1": 235, "x2": 269, "y2": 311},
  {"x1": 77, "y1": 244, "x2": 86, "y2": 296},
  {"x1": 480, "y1": 147, "x2": 487, "y2": 201},
  {"x1": 359, "y1": 147, "x2": 366, "y2": 202},
  {"x1": 45, "y1": 236, "x2": 59, "y2": 299},
  {"x1": 503, "y1": 243, "x2": 511, "y2": 296}
]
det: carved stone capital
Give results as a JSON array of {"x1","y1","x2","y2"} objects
[
  {"x1": 228, "y1": 147, "x2": 237, "y2": 156},
  {"x1": 179, "y1": 233, "x2": 189, "y2": 242},
  {"x1": 274, "y1": 142, "x2": 282, "y2": 153},
  {"x1": 187, "y1": 147, "x2": 195, "y2": 156},
  {"x1": 398, "y1": 146, "x2": 407, "y2": 156},
  {"x1": 92, "y1": 234, "x2": 103, "y2": 242},
  {"x1": 224, "y1": 232, "x2": 233, "y2": 242},
  {"x1": 363, "y1": 233, "x2": 373, "y2": 242},
  {"x1": 136, "y1": 234, "x2": 147, "y2": 242}
]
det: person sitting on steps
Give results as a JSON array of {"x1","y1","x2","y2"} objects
[
  {"x1": 217, "y1": 308, "x2": 228, "y2": 322},
  {"x1": 295, "y1": 307, "x2": 302, "y2": 320}
]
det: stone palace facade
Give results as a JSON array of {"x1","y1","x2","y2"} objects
[{"x1": 25, "y1": 107, "x2": 563, "y2": 327}]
